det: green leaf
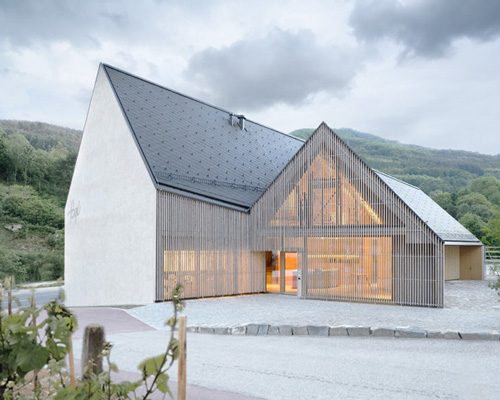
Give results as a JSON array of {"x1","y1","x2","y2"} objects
[
  {"x1": 124, "y1": 379, "x2": 142, "y2": 393},
  {"x1": 138, "y1": 354, "x2": 165, "y2": 377},
  {"x1": 109, "y1": 362, "x2": 119, "y2": 373},
  {"x1": 16, "y1": 343, "x2": 49, "y2": 371},
  {"x1": 155, "y1": 372, "x2": 170, "y2": 394}
]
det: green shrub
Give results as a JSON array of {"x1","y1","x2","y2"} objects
[
  {"x1": 2, "y1": 194, "x2": 64, "y2": 229},
  {"x1": 0, "y1": 250, "x2": 64, "y2": 283}
]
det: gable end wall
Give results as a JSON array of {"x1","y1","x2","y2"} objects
[
  {"x1": 251, "y1": 123, "x2": 444, "y2": 307},
  {"x1": 65, "y1": 66, "x2": 156, "y2": 306}
]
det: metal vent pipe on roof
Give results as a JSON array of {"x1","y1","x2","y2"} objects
[
  {"x1": 238, "y1": 114, "x2": 245, "y2": 130},
  {"x1": 229, "y1": 113, "x2": 246, "y2": 130}
]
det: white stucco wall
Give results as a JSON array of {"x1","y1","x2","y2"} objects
[{"x1": 65, "y1": 65, "x2": 157, "y2": 306}]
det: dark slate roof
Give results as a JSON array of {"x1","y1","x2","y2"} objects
[
  {"x1": 103, "y1": 64, "x2": 304, "y2": 210},
  {"x1": 375, "y1": 171, "x2": 482, "y2": 243}
]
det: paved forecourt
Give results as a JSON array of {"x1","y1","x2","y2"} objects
[{"x1": 128, "y1": 279, "x2": 500, "y2": 341}]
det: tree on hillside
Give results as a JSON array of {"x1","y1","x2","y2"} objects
[
  {"x1": 455, "y1": 192, "x2": 493, "y2": 222},
  {"x1": 432, "y1": 191, "x2": 455, "y2": 217},
  {"x1": 483, "y1": 206, "x2": 500, "y2": 247},
  {"x1": 4, "y1": 134, "x2": 32, "y2": 183},
  {"x1": 469, "y1": 176, "x2": 500, "y2": 206},
  {"x1": 458, "y1": 213, "x2": 487, "y2": 240},
  {"x1": 31, "y1": 149, "x2": 50, "y2": 190},
  {"x1": 0, "y1": 131, "x2": 9, "y2": 179}
]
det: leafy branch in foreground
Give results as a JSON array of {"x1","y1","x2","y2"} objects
[
  {"x1": 0, "y1": 283, "x2": 76, "y2": 400},
  {"x1": 0, "y1": 281, "x2": 184, "y2": 400}
]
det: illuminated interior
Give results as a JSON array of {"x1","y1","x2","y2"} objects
[
  {"x1": 265, "y1": 251, "x2": 280, "y2": 293},
  {"x1": 164, "y1": 250, "x2": 235, "y2": 298},
  {"x1": 306, "y1": 237, "x2": 392, "y2": 300},
  {"x1": 284, "y1": 253, "x2": 297, "y2": 293},
  {"x1": 272, "y1": 152, "x2": 382, "y2": 226},
  {"x1": 268, "y1": 151, "x2": 392, "y2": 301},
  {"x1": 266, "y1": 251, "x2": 297, "y2": 294}
]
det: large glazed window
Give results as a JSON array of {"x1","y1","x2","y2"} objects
[{"x1": 306, "y1": 237, "x2": 392, "y2": 301}]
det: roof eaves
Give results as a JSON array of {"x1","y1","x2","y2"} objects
[
  {"x1": 444, "y1": 240, "x2": 483, "y2": 246},
  {"x1": 155, "y1": 182, "x2": 250, "y2": 213}
]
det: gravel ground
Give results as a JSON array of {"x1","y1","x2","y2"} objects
[{"x1": 127, "y1": 278, "x2": 500, "y2": 332}]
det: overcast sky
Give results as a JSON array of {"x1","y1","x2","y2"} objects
[{"x1": 1, "y1": 0, "x2": 500, "y2": 154}]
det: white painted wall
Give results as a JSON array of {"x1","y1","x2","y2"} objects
[{"x1": 65, "y1": 65, "x2": 157, "y2": 306}]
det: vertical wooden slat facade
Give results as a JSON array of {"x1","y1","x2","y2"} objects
[
  {"x1": 156, "y1": 190, "x2": 265, "y2": 300},
  {"x1": 157, "y1": 123, "x2": 444, "y2": 307}
]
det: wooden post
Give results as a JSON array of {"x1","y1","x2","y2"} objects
[
  {"x1": 31, "y1": 295, "x2": 38, "y2": 388},
  {"x1": 81, "y1": 324, "x2": 105, "y2": 378},
  {"x1": 177, "y1": 316, "x2": 187, "y2": 400},
  {"x1": 7, "y1": 289, "x2": 11, "y2": 316},
  {"x1": 69, "y1": 335, "x2": 76, "y2": 387},
  {"x1": 7, "y1": 276, "x2": 13, "y2": 316}
]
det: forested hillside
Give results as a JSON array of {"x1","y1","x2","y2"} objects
[
  {"x1": 0, "y1": 120, "x2": 498, "y2": 284},
  {"x1": 0, "y1": 120, "x2": 81, "y2": 283}
]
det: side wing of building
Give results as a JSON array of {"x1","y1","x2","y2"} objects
[{"x1": 376, "y1": 171, "x2": 484, "y2": 281}]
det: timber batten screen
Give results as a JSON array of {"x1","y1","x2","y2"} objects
[
  {"x1": 251, "y1": 124, "x2": 444, "y2": 307},
  {"x1": 156, "y1": 190, "x2": 264, "y2": 301},
  {"x1": 156, "y1": 124, "x2": 444, "y2": 307}
]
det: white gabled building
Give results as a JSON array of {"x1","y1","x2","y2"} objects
[{"x1": 65, "y1": 64, "x2": 483, "y2": 307}]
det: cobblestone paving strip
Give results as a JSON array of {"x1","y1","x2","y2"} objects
[{"x1": 187, "y1": 323, "x2": 500, "y2": 341}]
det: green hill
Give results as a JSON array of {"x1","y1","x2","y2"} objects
[
  {"x1": 290, "y1": 127, "x2": 500, "y2": 195},
  {"x1": 0, "y1": 120, "x2": 81, "y2": 153},
  {"x1": 0, "y1": 120, "x2": 81, "y2": 283}
]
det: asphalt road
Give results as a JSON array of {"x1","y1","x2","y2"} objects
[
  {"x1": 6, "y1": 290, "x2": 499, "y2": 399},
  {"x1": 87, "y1": 330, "x2": 500, "y2": 400},
  {"x1": 1, "y1": 285, "x2": 62, "y2": 310}
]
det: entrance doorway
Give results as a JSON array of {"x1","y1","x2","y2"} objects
[{"x1": 265, "y1": 251, "x2": 298, "y2": 294}]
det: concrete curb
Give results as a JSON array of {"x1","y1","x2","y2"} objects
[{"x1": 187, "y1": 324, "x2": 500, "y2": 341}]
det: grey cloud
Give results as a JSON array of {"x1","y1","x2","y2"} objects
[
  {"x1": 117, "y1": 52, "x2": 139, "y2": 71},
  {"x1": 350, "y1": 0, "x2": 500, "y2": 58},
  {"x1": 73, "y1": 88, "x2": 92, "y2": 108},
  {"x1": 185, "y1": 29, "x2": 362, "y2": 111},
  {"x1": 0, "y1": 0, "x2": 128, "y2": 48}
]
